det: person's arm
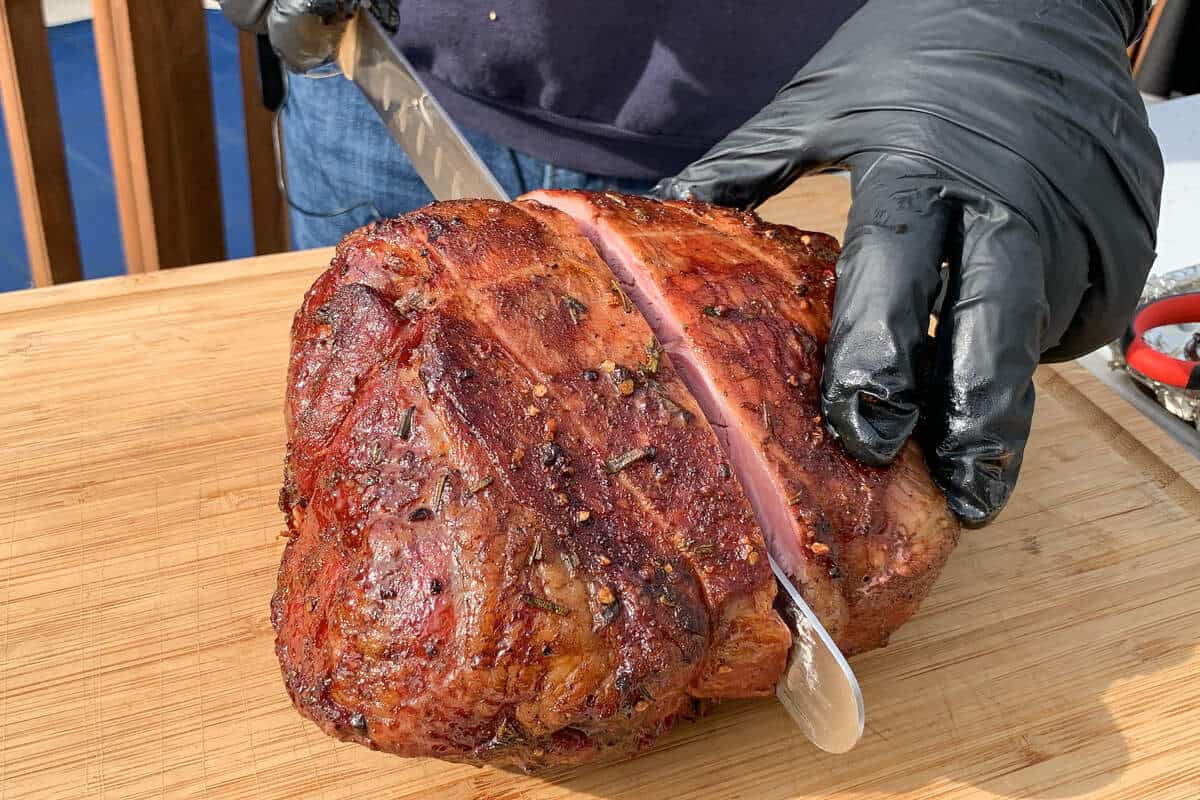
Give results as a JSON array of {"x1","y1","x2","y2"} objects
[
  {"x1": 219, "y1": 0, "x2": 358, "y2": 73},
  {"x1": 655, "y1": 0, "x2": 1163, "y2": 526}
]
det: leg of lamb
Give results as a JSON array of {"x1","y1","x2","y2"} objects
[{"x1": 273, "y1": 193, "x2": 958, "y2": 768}]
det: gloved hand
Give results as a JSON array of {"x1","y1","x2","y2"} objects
[
  {"x1": 654, "y1": 0, "x2": 1163, "y2": 527},
  {"x1": 219, "y1": 0, "x2": 359, "y2": 73}
]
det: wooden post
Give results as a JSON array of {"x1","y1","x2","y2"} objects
[
  {"x1": 1133, "y1": 0, "x2": 1170, "y2": 78},
  {"x1": 0, "y1": 0, "x2": 84, "y2": 286},
  {"x1": 92, "y1": 0, "x2": 226, "y2": 271},
  {"x1": 238, "y1": 31, "x2": 289, "y2": 255}
]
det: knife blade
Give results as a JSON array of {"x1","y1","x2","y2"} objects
[
  {"x1": 336, "y1": 6, "x2": 510, "y2": 202},
  {"x1": 769, "y1": 552, "x2": 865, "y2": 753}
]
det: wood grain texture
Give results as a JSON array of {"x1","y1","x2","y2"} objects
[
  {"x1": 0, "y1": 0, "x2": 84, "y2": 286},
  {"x1": 237, "y1": 31, "x2": 289, "y2": 256},
  {"x1": 1, "y1": 177, "x2": 1198, "y2": 799},
  {"x1": 92, "y1": 0, "x2": 155, "y2": 274},
  {"x1": 91, "y1": 0, "x2": 225, "y2": 271}
]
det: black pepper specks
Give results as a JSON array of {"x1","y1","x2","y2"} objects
[
  {"x1": 408, "y1": 507, "x2": 432, "y2": 522},
  {"x1": 540, "y1": 442, "x2": 564, "y2": 466},
  {"x1": 349, "y1": 712, "x2": 368, "y2": 734},
  {"x1": 430, "y1": 578, "x2": 443, "y2": 595}
]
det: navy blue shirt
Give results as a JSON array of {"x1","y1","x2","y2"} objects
[{"x1": 394, "y1": 2, "x2": 866, "y2": 179}]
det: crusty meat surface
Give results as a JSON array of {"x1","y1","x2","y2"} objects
[
  {"x1": 523, "y1": 191, "x2": 959, "y2": 655},
  {"x1": 274, "y1": 199, "x2": 790, "y2": 769}
]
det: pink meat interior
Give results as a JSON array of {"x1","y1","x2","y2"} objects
[{"x1": 525, "y1": 193, "x2": 808, "y2": 577}]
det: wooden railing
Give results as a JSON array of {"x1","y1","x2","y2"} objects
[{"x1": 0, "y1": 0, "x2": 287, "y2": 287}]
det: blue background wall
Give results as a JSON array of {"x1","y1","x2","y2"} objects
[{"x1": 0, "y1": 11, "x2": 256, "y2": 292}]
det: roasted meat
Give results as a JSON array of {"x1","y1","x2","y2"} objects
[
  {"x1": 274, "y1": 199, "x2": 790, "y2": 769},
  {"x1": 273, "y1": 193, "x2": 958, "y2": 768},
  {"x1": 524, "y1": 191, "x2": 959, "y2": 654}
]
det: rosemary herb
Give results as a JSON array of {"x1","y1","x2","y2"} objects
[
  {"x1": 761, "y1": 399, "x2": 771, "y2": 435},
  {"x1": 522, "y1": 593, "x2": 571, "y2": 616},
  {"x1": 611, "y1": 280, "x2": 632, "y2": 314},
  {"x1": 494, "y1": 718, "x2": 519, "y2": 745},
  {"x1": 528, "y1": 535, "x2": 543, "y2": 565},
  {"x1": 644, "y1": 339, "x2": 661, "y2": 374},
  {"x1": 656, "y1": 394, "x2": 694, "y2": 423},
  {"x1": 399, "y1": 406, "x2": 416, "y2": 440},
  {"x1": 692, "y1": 543, "x2": 717, "y2": 557},
  {"x1": 562, "y1": 295, "x2": 588, "y2": 325},
  {"x1": 468, "y1": 475, "x2": 493, "y2": 494},
  {"x1": 603, "y1": 446, "x2": 655, "y2": 474},
  {"x1": 433, "y1": 473, "x2": 450, "y2": 514},
  {"x1": 788, "y1": 491, "x2": 805, "y2": 506}
]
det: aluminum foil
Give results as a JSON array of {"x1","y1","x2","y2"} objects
[{"x1": 1107, "y1": 263, "x2": 1200, "y2": 430}]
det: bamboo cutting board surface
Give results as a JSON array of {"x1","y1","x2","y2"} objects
[{"x1": 2, "y1": 177, "x2": 1199, "y2": 799}]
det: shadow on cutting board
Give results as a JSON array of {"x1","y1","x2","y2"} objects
[{"x1": 473, "y1": 482, "x2": 1198, "y2": 799}]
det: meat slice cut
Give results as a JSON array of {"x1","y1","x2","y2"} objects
[
  {"x1": 523, "y1": 190, "x2": 959, "y2": 655},
  {"x1": 275, "y1": 199, "x2": 790, "y2": 769}
]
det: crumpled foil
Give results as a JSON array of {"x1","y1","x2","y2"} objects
[{"x1": 1107, "y1": 263, "x2": 1200, "y2": 430}]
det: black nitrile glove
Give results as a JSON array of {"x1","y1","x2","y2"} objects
[
  {"x1": 655, "y1": 0, "x2": 1163, "y2": 527},
  {"x1": 219, "y1": 0, "x2": 359, "y2": 73}
]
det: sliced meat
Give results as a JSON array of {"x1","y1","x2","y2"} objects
[
  {"x1": 523, "y1": 190, "x2": 959, "y2": 655},
  {"x1": 275, "y1": 199, "x2": 790, "y2": 769}
]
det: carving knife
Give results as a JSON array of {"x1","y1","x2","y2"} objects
[
  {"x1": 769, "y1": 553, "x2": 865, "y2": 752},
  {"x1": 336, "y1": 3, "x2": 510, "y2": 202},
  {"x1": 337, "y1": 0, "x2": 863, "y2": 755}
]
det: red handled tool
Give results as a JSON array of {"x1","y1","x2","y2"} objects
[{"x1": 1121, "y1": 292, "x2": 1200, "y2": 390}]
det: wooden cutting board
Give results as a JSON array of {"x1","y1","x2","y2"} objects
[{"x1": 2, "y1": 176, "x2": 1199, "y2": 799}]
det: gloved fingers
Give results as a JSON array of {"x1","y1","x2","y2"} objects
[
  {"x1": 821, "y1": 154, "x2": 955, "y2": 466},
  {"x1": 268, "y1": 0, "x2": 360, "y2": 73},
  {"x1": 219, "y1": 0, "x2": 272, "y2": 32},
  {"x1": 651, "y1": 93, "x2": 820, "y2": 210},
  {"x1": 923, "y1": 197, "x2": 1048, "y2": 527}
]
